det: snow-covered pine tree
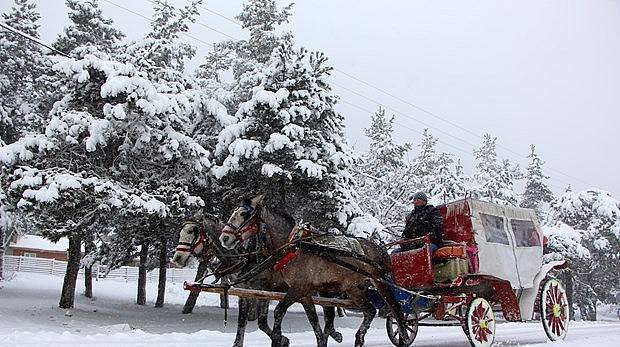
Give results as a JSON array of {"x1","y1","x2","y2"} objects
[
  {"x1": 355, "y1": 107, "x2": 412, "y2": 238},
  {"x1": 362, "y1": 107, "x2": 411, "y2": 173},
  {"x1": 119, "y1": 0, "x2": 201, "y2": 85},
  {"x1": 0, "y1": 52, "x2": 228, "y2": 307},
  {"x1": 548, "y1": 189, "x2": 620, "y2": 320},
  {"x1": 428, "y1": 152, "x2": 466, "y2": 204},
  {"x1": 0, "y1": 0, "x2": 46, "y2": 141},
  {"x1": 0, "y1": 186, "x2": 10, "y2": 280},
  {"x1": 53, "y1": 0, "x2": 124, "y2": 56},
  {"x1": 471, "y1": 134, "x2": 519, "y2": 205},
  {"x1": 520, "y1": 144, "x2": 554, "y2": 219},
  {"x1": 212, "y1": 43, "x2": 360, "y2": 230},
  {"x1": 411, "y1": 128, "x2": 439, "y2": 186},
  {"x1": 114, "y1": 0, "x2": 240, "y2": 305},
  {"x1": 195, "y1": 0, "x2": 294, "y2": 110}
]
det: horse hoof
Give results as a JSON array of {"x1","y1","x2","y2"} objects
[
  {"x1": 331, "y1": 331, "x2": 343, "y2": 343},
  {"x1": 272, "y1": 336, "x2": 290, "y2": 347}
]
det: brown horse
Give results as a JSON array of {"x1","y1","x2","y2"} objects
[
  {"x1": 172, "y1": 211, "x2": 342, "y2": 347},
  {"x1": 219, "y1": 195, "x2": 409, "y2": 347}
]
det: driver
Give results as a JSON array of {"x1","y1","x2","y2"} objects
[{"x1": 400, "y1": 192, "x2": 444, "y2": 253}]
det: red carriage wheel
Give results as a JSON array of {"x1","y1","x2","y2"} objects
[
  {"x1": 465, "y1": 298, "x2": 496, "y2": 347},
  {"x1": 540, "y1": 278, "x2": 569, "y2": 341},
  {"x1": 386, "y1": 311, "x2": 418, "y2": 347}
]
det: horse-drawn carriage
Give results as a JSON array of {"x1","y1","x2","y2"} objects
[
  {"x1": 378, "y1": 198, "x2": 569, "y2": 346},
  {"x1": 176, "y1": 197, "x2": 569, "y2": 347}
]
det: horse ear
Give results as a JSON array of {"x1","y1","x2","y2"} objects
[{"x1": 250, "y1": 194, "x2": 265, "y2": 208}]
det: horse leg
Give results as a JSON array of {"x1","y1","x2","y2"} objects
[
  {"x1": 256, "y1": 299, "x2": 273, "y2": 337},
  {"x1": 232, "y1": 297, "x2": 249, "y2": 347},
  {"x1": 300, "y1": 298, "x2": 328, "y2": 347},
  {"x1": 271, "y1": 287, "x2": 307, "y2": 347},
  {"x1": 373, "y1": 280, "x2": 408, "y2": 347},
  {"x1": 322, "y1": 305, "x2": 343, "y2": 343},
  {"x1": 337, "y1": 307, "x2": 346, "y2": 317},
  {"x1": 350, "y1": 292, "x2": 377, "y2": 347}
]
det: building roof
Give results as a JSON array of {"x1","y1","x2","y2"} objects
[{"x1": 9, "y1": 235, "x2": 83, "y2": 252}]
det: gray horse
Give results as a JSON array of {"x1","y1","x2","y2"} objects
[
  {"x1": 172, "y1": 210, "x2": 342, "y2": 347},
  {"x1": 219, "y1": 195, "x2": 409, "y2": 347}
]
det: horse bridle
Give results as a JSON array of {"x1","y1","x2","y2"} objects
[
  {"x1": 176, "y1": 220, "x2": 209, "y2": 257},
  {"x1": 221, "y1": 204, "x2": 261, "y2": 243}
]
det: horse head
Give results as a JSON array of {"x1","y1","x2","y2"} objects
[
  {"x1": 172, "y1": 211, "x2": 220, "y2": 267},
  {"x1": 220, "y1": 195, "x2": 264, "y2": 250}
]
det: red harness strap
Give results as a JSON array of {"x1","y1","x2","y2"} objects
[
  {"x1": 273, "y1": 224, "x2": 310, "y2": 272},
  {"x1": 273, "y1": 249, "x2": 301, "y2": 272}
]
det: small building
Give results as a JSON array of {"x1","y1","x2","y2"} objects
[{"x1": 6, "y1": 234, "x2": 74, "y2": 261}]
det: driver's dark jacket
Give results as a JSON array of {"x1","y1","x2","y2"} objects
[{"x1": 401, "y1": 204, "x2": 444, "y2": 251}]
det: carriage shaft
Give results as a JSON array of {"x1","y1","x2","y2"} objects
[{"x1": 184, "y1": 282, "x2": 358, "y2": 308}]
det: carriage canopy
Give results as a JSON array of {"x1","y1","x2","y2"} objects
[{"x1": 439, "y1": 198, "x2": 543, "y2": 289}]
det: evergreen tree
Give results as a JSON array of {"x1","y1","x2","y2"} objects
[
  {"x1": 362, "y1": 107, "x2": 411, "y2": 173},
  {"x1": 428, "y1": 152, "x2": 466, "y2": 204},
  {"x1": 0, "y1": 186, "x2": 10, "y2": 280},
  {"x1": 411, "y1": 128, "x2": 439, "y2": 185},
  {"x1": 212, "y1": 43, "x2": 360, "y2": 230},
  {"x1": 195, "y1": 0, "x2": 294, "y2": 110},
  {"x1": 0, "y1": 53, "x2": 228, "y2": 307},
  {"x1": 520, "y1": 144, "x2": 554, "y2": 218},
  {"x1": 471, "y1": 134, "x2": 519, "y2": 205},
  {"x1": 0, "y1": 0, "x2": 45, "y2": 141},
  {"x1": 355, "y1": 108, "x2": 412, "y2": 237},
  {"x1": 119, "y1": 0, "x2": 202, "y2": 87},
  {"x1": 548, "y1": 189, "x2": 620, "y2": 320},
  {"x1": 53, "y1": 0, "x2": 124, "y2": 56}
]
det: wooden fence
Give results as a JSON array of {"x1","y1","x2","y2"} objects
[{"x1": 2, "y1": 255, "x2": 197, "y2": 283}]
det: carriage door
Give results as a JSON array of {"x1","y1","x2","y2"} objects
[
  {"x1": 506, "y1": 217, "x2": 543, "y2": 288},
  {"x1": 470, "y1": 200, "x2": 522, "y2": 288}
]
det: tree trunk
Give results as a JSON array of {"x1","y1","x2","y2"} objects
[
  {"x1": 84, "y1": 240, "x2": 95, "y2": 298},
  {"x1": 182, "y1": 259, "x2": 209, "y2": 314},
  {"x1": 59, "y1": 235, "x2": 82, "y2": 308},
  {"x1": 0, "y1": 228, "x2": 5, "y2": 281},
  {"x1": 155, "y1": 236, "x2": 167, "y2": 308},
  {"x1": 137, "y1": 240, "x2": 149, "y2": 305}
]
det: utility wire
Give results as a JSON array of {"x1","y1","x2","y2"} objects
[
  {"x1": 0, "y1": 21, "x2": 69, "y2": 57},
  {"x1": 339, "y1": 97, "x2": 569, "y2": 192},
  {"x1": 101, "y1": 0, "x2": 229, "y2": 48},
  {"x1": 102, "y1": 0, "x2": 582, "y2": 192},
  {"x1": 1, "y1": 1, "x2": 578, "y2": 194},
  {"x1": 183, "y1": 3, "x2": 596, "y2": 189}
]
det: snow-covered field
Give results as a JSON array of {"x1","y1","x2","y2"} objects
[{"x1": 1, "y1": 272, "x2": 619, "y2": 346}]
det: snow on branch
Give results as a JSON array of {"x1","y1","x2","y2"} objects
[{"x1": 295, "y1": 159, "x2": 327, "y2": 180}]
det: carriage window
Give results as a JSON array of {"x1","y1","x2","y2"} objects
[
  {"x1": 510, "y1": 219, "x2": 540, "y2": 247},
  {"x1": 480, "y1": 213, "x2": 509, "y2": 245}
]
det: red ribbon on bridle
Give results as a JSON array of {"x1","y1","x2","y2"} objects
[
  {"x1": 176, "y1": 221, "x2": 208, "y2": 256},
  {"x1": 221, "y1": 208, "x2": 260, "y2": 242}
]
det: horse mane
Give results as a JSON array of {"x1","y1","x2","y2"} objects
[{"x1": 260, "y1": 203, "x2": 295, "y2": 226}]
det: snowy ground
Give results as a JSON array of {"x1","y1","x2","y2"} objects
[{"x1": 1, "y1": 272, "x2": 619, "y2": 346}]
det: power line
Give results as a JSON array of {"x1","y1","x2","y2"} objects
[
  {"x1": 107, "y1": 0, "x2": 579, "y2": 192},
  {"x1": 0, "y1": 21, "x2": 69, "y2": 57},
  {"x1": 182, "y1": 3, "x2": 596, "y2": 189},
  {"x1": 101, "y1": 0, "x2": 230, "y2": 48},
  {"x1": 197, "y1": 3, "x2": 243, "y2": 27},
  {"x1": 338, "y1": 97, "x2": 570, "y2": 192},
  {"x1": 331, "y1": 80, "x2": 480, "y2": 150}
]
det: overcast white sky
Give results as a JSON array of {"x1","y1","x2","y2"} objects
[{"x1": 2, "y1": 0, "x2": 619, "y2": 197}]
